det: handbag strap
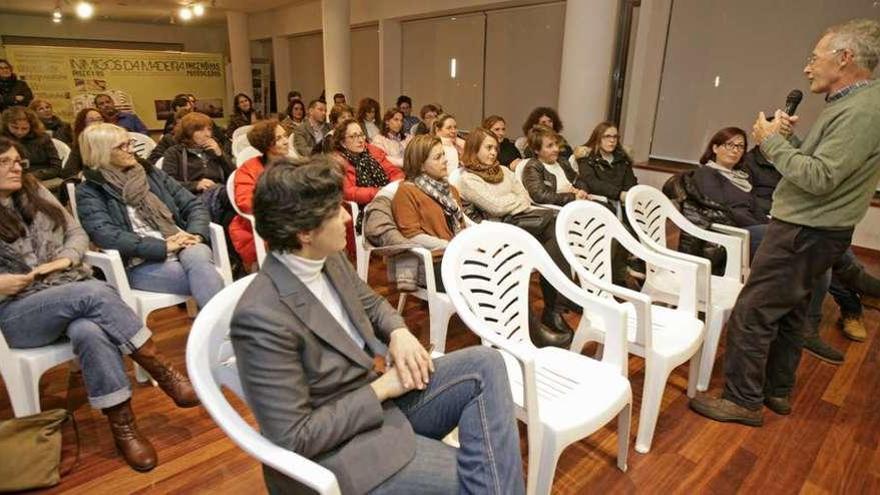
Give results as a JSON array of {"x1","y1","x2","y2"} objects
[{"x1": 59, "y1": 411, "x2": 81, "y2": 477}]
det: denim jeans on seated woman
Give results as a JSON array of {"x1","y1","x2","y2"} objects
[
  {"x1": 126, "y1": 243, "x2": 223, "y2": 309},
  {"x1": 370, "y1": 346, "x2": 525, "y2": 495},
  {"x1": 0, "y1": 280, "x2": 150, "y2": 409}
]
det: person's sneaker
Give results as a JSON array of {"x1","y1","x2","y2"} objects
[
  {"x1": 803, "y1": 336, "x2": 844, "y2": 365},
  {"x1": 689, "y1": 394, "x2": 763, "y2": 426},
  {"x1": 838, "y1": 316, "x2": 867, "y2": 342},
  {"x1": 764, "y1": 395, "x2": 792, "y2": 415}
]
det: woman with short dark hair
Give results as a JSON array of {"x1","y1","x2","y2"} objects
[
  {"x1": 161, "y1": 112, "x2": 234, "y2": 196},
  {"x1": 520, "y1": 106, "x2": 573, "y2": 161},
  {"x1": 0, "y1": 137, "x2": 198, "y2": 472},
  {"x1": 371, "y1": 108, "x2": 410, "y2": 167},
  {"x1": 520, "y1": 125, "x2": 588, "y2": 206},
  {"x1": 356, "y1": 97, "x2": 381, "y2": 140}
]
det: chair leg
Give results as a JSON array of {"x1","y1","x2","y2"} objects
[
  {"x1": 687, "y1": 347, "x2": 703, "y2": 398},
  {"x1": 428, "y1": 300, "x2": 455, "y2": 354},
  {"x1": 697, "y1": 308, "x2": 727, "y2": 392},
  {"x1": 635, "y1": 360, "x2": 672, "y2": 454},
  {"x1": 5, "y1": 366, "x2": 41, "y2": 417},
  {"x1": 396, "y1": 293, "x2": 408, "y2": 314},
  {"x1": 185, "y1": 299, "x2": 198, "y2": 318},
  {"x1": 617, "y1": 402, "x2": 631, "y2": 471},
  {"x1": 531, "y1": 428, "x2": 562, "y2": 495},
  {"x1": 356, "y1": 246, "x2": 369, "y2": 282}
]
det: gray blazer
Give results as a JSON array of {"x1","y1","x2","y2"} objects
[
  {"x1": 293, "y1": 119, "x2": 331, "y2": 158},
  {"x1": 231, "y1": 253, "x2": 416, "y2": 494}
]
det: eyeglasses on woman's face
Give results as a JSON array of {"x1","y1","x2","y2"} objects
[
  {"x1": 113, "y1": 141, "x2": 133, "y2": 152},
  {"x1": 345, "y1": 131, "x2": 366, "y2": 141},
  {"x1": 721, "y1": 142, "x2": 746, "y2": 152},
  {"x1": 0, "y1": 157, "x2": 28, "y2": 170}
]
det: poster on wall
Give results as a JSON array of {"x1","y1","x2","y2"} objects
[{"x1": 4, "y1": 45, "x2": 227, "y2": 131}]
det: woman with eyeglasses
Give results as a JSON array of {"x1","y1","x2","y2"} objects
[
  {"x1": 75, "y1": 123, "x2": 224, "y2": 310},
  {"x1": 1, "y1": 106, "x2": 63, "y2": 192},
  {"x1": 0, "y1": 137, "x2": 199, "y2": 472},
  {"x1": 30, "y1": 99, "x2": 73, "y2": 146},
  {"x1": 575, "y1": 122, "x2": 637, "y2": 203}
]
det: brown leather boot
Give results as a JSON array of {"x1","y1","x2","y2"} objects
[
  {"x1": 103, "y1": 400, "x2": 157, "y2": 472},
  {"x1": 131, "y1": 339, "x2": 200, "y2": 408}
]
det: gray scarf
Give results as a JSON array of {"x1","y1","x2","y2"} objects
[
  {"x1": 100, "y1": 163, "x2": 179, "y2": 237},
  {"x1": 705, "y1": 161, "x2": 752, "y2": 193}
]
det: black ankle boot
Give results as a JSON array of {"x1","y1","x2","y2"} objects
[{"x1": 528, "y1": 312, "x2": 573, "y2": 348}]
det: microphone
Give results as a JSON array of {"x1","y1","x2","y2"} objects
[{"x1": 784, "y1": 89, "x2": 803, "y2": 116}]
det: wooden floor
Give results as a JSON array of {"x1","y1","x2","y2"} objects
[{"x1": 3, "y1": 251, "x2": 880, "y2": 495}]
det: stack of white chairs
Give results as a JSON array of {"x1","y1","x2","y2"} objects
[
  {"x1": 625, "y1": 185, "x2": 747, "y2": 391},
  {"x1": 442, "y1": 222, "x2": 632, "y2": 494},
  {"x1": 556, "y1": 201, "x2": 704, "y2": 453}
]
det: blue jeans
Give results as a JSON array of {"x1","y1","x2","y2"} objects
[
  {"x1": 806, "y1": 248, "x2": 864, "y2": 338},
  {"x1": 0, "y1": 280, "x2": 149, "y2": 409},
  {"x1": 127, "y1": 243, "x2": 223, "y2": 309},
  {"x1": 371, "y1": 346, "x2": 525, "y2": 495}
]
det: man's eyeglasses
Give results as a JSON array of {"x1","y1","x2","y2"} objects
[
  {"x1": 806, "y1": 48, "x2": 843, "y2": 66},
  {"x1": 0, "y1": 158, "x2": 29, "y2": 170}
]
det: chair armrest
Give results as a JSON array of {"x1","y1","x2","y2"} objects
[
  {"x1": 709, "y1": 223, "x2": 750, "y2": 278},
  {"x1": 84, "y1": 250, "x2": 135, "y2": 308},
  {"x1": 587, "y1": 194, "x2": 609, "y2": 204},
  {"x1": 208, "y1": 223, "x2": 233, "y2": 286}
]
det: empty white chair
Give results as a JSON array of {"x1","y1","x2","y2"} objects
[
  {"x1": 442, "y1": 222, "x2": 631, "y2": 495},
  {"x1": 625, "y1": 185, "x2": 746, "y2": 392},
  {"x1": 128, "y1": 132, "x2": 156, "y2": 160},
  {"x1": 52, "y1": 138, "x2": 71, "y2": 167},
  {"x1": 556, "y1": 201, "x2": 704, "y2": 453},
  {"x1": 187, "y1": 275, "x2": 341, "y2": 495},
  {"x1": 227, "y1": 169, "x2": 267, "y2": 268}
]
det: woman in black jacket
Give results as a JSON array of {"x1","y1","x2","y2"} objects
[
  {"x1": 1, "y1": 106, "x2": 63, "y2": 191},
  {"x1": 483, "y1": 115, "x2": 522, "y2": 168},
  {"x1": 575, "y1": 122, "x2": 637, "y2": 203},
  {"x1": 226, "y1": 93, "x2": 260, "y2": 139},
  {"x1": 520, "y1": 125, "x2": 588, "y2": 206},
  {"x1": 30, "y1": 99, "x2": 73, "y2": 145},
  {"x1": 160, "y1": 111, "x2": 233, "y2": 196},
  {"x1": 0, "y1": 59, "x2": 33, "y2": 112},
  {"x1": 75, "y1": 123, "x2": 224, "y2": 309}
]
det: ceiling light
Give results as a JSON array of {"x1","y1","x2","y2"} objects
[
  {"x1": 179, "y1": 6, "x2": 193, "y2": 21},
  {"x1": 52, "y1": 8, "x2": 62, "y2": 19},
  {"x1": 192, "y1": 3, "x2": 205, "y2": 16},
  {"x1": 75, "y1": 2, "x2": 94, "y2": 19}
]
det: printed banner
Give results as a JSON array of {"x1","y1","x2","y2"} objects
[{"x1": 4, "y1": 45, "x2": 227, "y2": 131}]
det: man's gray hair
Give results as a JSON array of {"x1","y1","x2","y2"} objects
[{"x1": 826, "y1": 19, "x2": 880, "y2": 72}]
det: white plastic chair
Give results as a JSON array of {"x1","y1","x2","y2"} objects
[
  {"x1": 231, "y1": 124, "x2": 253, "y2": 143},
  {"x1": 154, "y1": 157, "x2": 164, "y2": 170},
  {"x1": 287, "y1": 133, "x2": 302, "y2": 160},
  {"x1": 232, "y1": 133, "x2": 251, "y2": 158},
  {"x1": 128, "y1": 132, "x2": 156, "y2": 160},
  {"x1": 235, "y1": 146, "x2": 262, "y2": 168},
  {"x1": 52, "y1": 138, "x2": 71, "y2": 167},
  {"x1": 186, "y1": 275, "x2": 342, "y2": 495},
  {"x1": 625, "y1": 185, "x2": 746, "y2": 392},
  {"x1": 556, "y1": 201, "x2": 704, "y2": 453},
  {"x1": 227, "y1": 170, "x2": 267, "y2": 268},
  {"x1": 442, "y1": 222, "x2": 632, "y2": 495}
]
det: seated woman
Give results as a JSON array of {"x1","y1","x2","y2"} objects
[
  {"x1": 371, "y1": 107, "x2": 411, "y2": 167},
  {"x1": 519, "y1": 107, "x2": 574, "y2": 162},
  {"x1": 0, "y1": 137, "x2": 198, "y2": 473},
  {"x1": 483, "y1": 115, "x2": 521, "y2": 168},
  {"x1": 430, "y1": 113, "x2": 465, "y2": 175},
  {"x1": 231, "y1": 162, "x2": 524, "y2": 495},
  {"x1": 1, "y1": 107, "x2": 63, "y2": 191},
  {"x1": 229, "y1": 119, "x2": 291, "y2": 271},
  {"x1": 61, "y1": 107, "x2": 104, "y2": 179},
  {"x1": 457, "y1": 127, "x2": 574, "y2": 345},
  {"x1": 333, "y1": 117, "x2": 404, "y2": 230},
  {"x1": 694, "y1": 127, "x2": 768, "y2": 257},
  {"x1": 161, "y1": 112, "x2": 234, "y2": 199},
  {"x1": 75, "y1": 123, "x2": 224, "y2": 309},
  {"x1": 279, "y1": 98, "x2": 305, "y2": 135},
  {"x1": 356, "y1": 97, "x2": 382, "y2": 140},
  {"x1": 575, "y1": 121, "x2": 637, "y2": 203},
  {"x1": 317, "y1": 103, "x2": 355, "y2": 154},
  {"x1": 30, "y1": 99, "x2": 73, "y2": 145},
  {"x1": 389, "y1": 134, "x2": 466, "y2": 291},
  {"x1": 226, "y1": 93, "x2": 260, "y2": 139},
  {"x1": 521, "y1": 125, "x2": 588, "y2": 206},
  {"x1": 409, "y1": 103, "x2": 441, "y2": 137}
]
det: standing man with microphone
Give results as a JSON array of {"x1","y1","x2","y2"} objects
[{"x1": 691, "y1": 19, "x2": 880, "y2": 425}]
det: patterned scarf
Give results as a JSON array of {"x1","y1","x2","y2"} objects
[
  {"x1": 100, "y1": 163, "x2": 179, "y2": 237},
  {"x1": 705, "y1": 161, "x2": 753, "y2": 193},
  {"x1": 412, "y1": 174, "x2": 465, "y2": 234},
  {"x1": 463, "y1": 158, "x2": 504, "y2": 184},
  {"x1": 342, "y1": 148, "x2": 391, "y2": 190}
]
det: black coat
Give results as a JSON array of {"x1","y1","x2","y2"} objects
[
  {"x1": 692, "y1": 165, "x2": 769, "y2": 227},
  {"x1": 42, "y1": 116, "x2": 73, "y2": 146},
  {"x1": 0, "y1": 76, "x2": 33, "y2": 111},
  {"x1": 520, "y1": 157, "x2": 579, "y2": 205},
  {"x1": 741, "y1": 146, "x2": 780, "y2": 210},
  {"x1": 498, "y1": 138, "x2": 521, "y2": 167},
  {"x1": 15, "y1": 133, "x2": 63, "y2": 181},
  {"x1": 75, "y1": 158, "x2": 211, "y2": 265},
  {"x1": 161, "y1": 143, "x2": 234, "y2": 194},
  {"x1": 575, "y1": 149, "x2": 637, "y2": 199}
]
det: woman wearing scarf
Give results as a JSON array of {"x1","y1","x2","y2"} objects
[
  {"x1": 75, "y1": 123, "x2": 223, "y2": 310},
  {"x1": 0, "y1": 137, "x2": 198, "y2": 472},
  {"x1": 694, "y1": 127, "x2": 769, "y2": 257},
  {"x1": 391, "y1": 135, "x2": 466, "y2": 291},
  {"x1": 334, "y1": 117, "x2": 404, "y2": 229},
  {"x1": 457, "y1": 127, "x2": 574, "y2": 347}
]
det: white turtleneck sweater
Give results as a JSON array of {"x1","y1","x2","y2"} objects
[{"x1": 274, "y1": 252, "x2": 365, "y2": 349}]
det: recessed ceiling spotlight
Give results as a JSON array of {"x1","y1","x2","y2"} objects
[
  {"x1": 179, "y1": 6, "x2": 193, "y2": 21},
  {"x1": 75, "y1": 2, "x2": 94, "y2": 19},
  {"x1": 192, "y1": 3, "x2": 205, "y2": 16}
]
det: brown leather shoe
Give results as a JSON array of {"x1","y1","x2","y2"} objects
[
  {"x1": 131, "y1": 339, "x2": 200, "y2": 408},
  {"x1": 103, "y1": 400, "x2": 157, "y2": 472},
  {"x1": 689, "y1": 394, "x2": 763, "y2": 427},
  {"x1": 839, "y1": 317, "x2": 867, "y2": 342},
  {"x1": 764, "y1": 395, "x2": 792, "y2": 415}
]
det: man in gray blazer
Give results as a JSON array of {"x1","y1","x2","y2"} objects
[
  {"x1": 231, "y1": 161, "x2": 524, "y2": 494},
  {"x1": 292, "y1": 99, "x2": 330, "y2": 158}
]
